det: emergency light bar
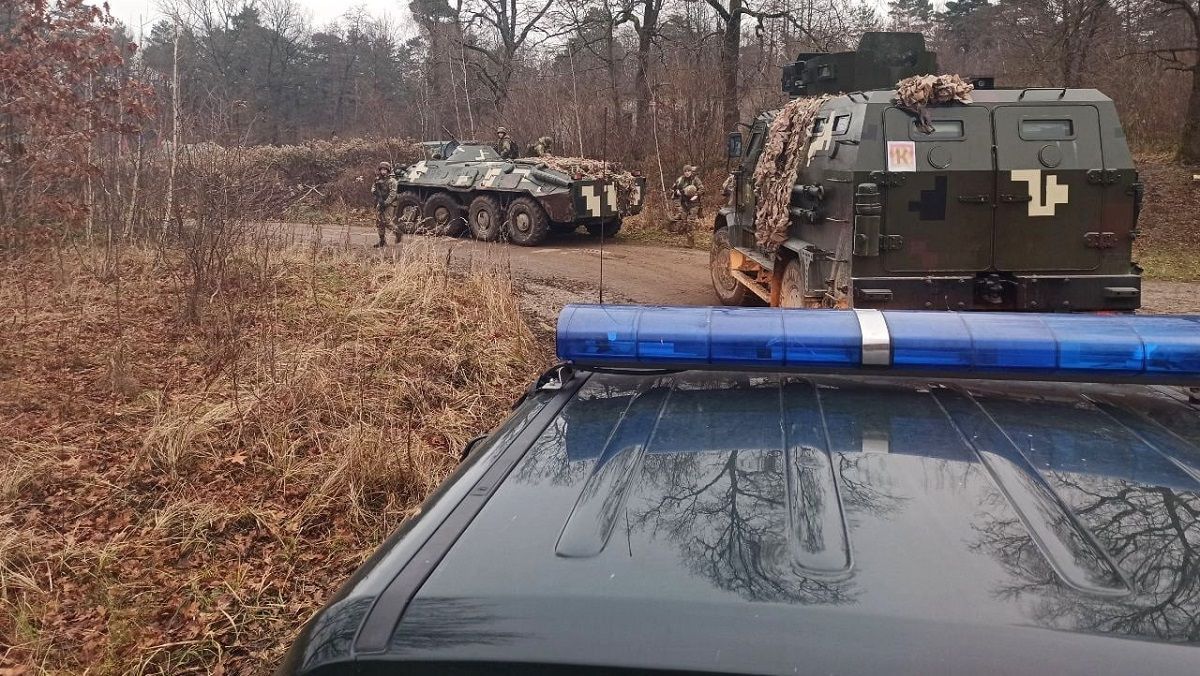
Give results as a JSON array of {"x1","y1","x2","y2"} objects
[{"x1": 556, "y1": 305, "x2": 1200, "y2": 385}]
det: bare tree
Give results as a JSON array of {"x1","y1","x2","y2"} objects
[
  {"x1": 1147, "y1": 0, "x2": 1200, "y2": 161},
  {"x1": 995, "y1": 0, "x2": 1112, "y2": 88},
  {"x1": 460, "y1": 0, "x2": 565, "y2": 110},
  {"x1": 624, "y1": 0, "x2": 666, "y2": 160}
]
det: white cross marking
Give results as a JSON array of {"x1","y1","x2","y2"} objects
[
  {"x1": 582, "y1": 185, "x2": 602, "y2": 216},
  {"x1": 482, "y1": 167, "x2": 502, "y2": 188},
  {"x1": 407, "y1": 161, "x2": 428, "y2": 181},
  {"x1": 806, "y1": 122, "x2": 834, "y2": 163},
  {"x1": 1011, "y1": 170, "x2": 1070, "y2": 217}
]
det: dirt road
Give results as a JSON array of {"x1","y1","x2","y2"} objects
[{"x1": 311, "y1": 223, "x2": 1198, "y2": 319}]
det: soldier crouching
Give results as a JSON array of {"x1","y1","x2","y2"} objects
[
  {"x1": 372, "y1": 161, "x2": 401, "y2": 248},
  {"x1": 671, "y1": 165, "x2": 705, "y2": 247}
]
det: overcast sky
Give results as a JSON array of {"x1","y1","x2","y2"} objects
[{"x1": 97, "y1": 0, "x2": 410, "y2": 36}]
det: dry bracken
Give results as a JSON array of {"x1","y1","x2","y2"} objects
[{"x1": 0, "y1": 241, "x2": 545, "y2": 673}]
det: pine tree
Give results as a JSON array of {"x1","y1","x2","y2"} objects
[
  {"x1": 889, "y1": 0, "x2": 934, "y2": 31},
  {"x1": 936, "y1": 0, "x2": 992, "y2": 54}
]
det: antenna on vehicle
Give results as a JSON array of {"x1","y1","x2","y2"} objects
[{"x1": 599, "y1": 108, "x2": 608, "y2": 305}]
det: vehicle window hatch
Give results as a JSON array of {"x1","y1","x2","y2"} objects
[
  {"x1": 913, "y1": 119, "x2": 964, "y2": 140},
  {"x1": 1020, "y1": 119, "x2": 1074, "y2": 140}
]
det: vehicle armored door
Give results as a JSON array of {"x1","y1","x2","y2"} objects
[
  {"x1": 881, "y1": 106, "x2": 994, "y2": 273},
  {"x1": 736, "y1": 127, "x2": 767, "y2": 248},
  {"x1": 992, "y1": 105, "x2": 1103, "y2": 271}
]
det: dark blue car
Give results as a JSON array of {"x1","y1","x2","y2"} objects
[{"x1": 279, "y1": 307, "x2": 1200, "y2": 675}]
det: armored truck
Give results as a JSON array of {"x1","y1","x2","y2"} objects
[
  {"x1": 713, "y1": 32, "x2": 1143, "y2": 311},
  {"x1": 395, "y1": 141, "x2": 646, "y2": 246}
]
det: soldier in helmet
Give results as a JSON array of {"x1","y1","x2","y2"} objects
[
  {"x1": 495, "y1": 127, "x2": 518, "y2": 160},
  {"x1": 671, "y1": 165, "x2": 705, "y2": 246},
  {"x1": 371, "y1": 161, "x2": 400, "y2": 248},
  {"x1": 530, "y1": 136, "x2": 554, "y2": 157}
]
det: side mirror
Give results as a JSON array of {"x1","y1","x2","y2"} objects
[{"x1": 727, "y1": 132, "x2": 743, "y2": 159}]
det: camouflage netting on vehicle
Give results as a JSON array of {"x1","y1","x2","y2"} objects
[
  {"x1": 534, "y1": 156, "x2": 642, "y2": 215},
  {"x1": 894, "y1": 75, "x2": 974, "y2": 133},
  {"x1": 753, "y1": 95, "x2": 830, "y2": 251}
]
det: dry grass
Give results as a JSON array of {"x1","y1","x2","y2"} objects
[
  {"x1": 0, "y1": 240, "x2": 546, "y2": 673},
  {"x1": 1133, "y1": 154, "x2": 1200, "y2": 281},
  {"x1": 620, "y1": 206, "x2": 714, "y2": 251}
]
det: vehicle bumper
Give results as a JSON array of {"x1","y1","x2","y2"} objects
[{"x1": 853, "y1": 274, "x2": 1142, "y2": 312}]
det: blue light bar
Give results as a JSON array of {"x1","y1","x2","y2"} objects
[{"x1": 556, "y1": 305, "x2": 1200, "y2": 385}]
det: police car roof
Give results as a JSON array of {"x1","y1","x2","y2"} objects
[{"x1": 300, "y1": 368, "x2": 1200, "y2": 675}]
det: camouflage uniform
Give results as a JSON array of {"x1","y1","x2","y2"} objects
[
  {"x1": 531, "y1": 136, "x2": 553, "y2": 157},
  {"x1": 372, "y1": 162, "x2": 400, "y2": 247},
  {"x1": 721, "y1": 172, "x2": 736, "y2": 207},
  {"x1": 495, "y1": 127, "x2": 518, "y2": 160},
  {"x1": 671, "y1": 167, "x2": 705, "y2": 246}
]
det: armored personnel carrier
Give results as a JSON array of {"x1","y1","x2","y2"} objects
[
  {"x1": 394, "y1": 141, "x2": 646, "y2": 246},
  {"x1": 713, "y1": 32, "x2": 1143, "y2": 311}
]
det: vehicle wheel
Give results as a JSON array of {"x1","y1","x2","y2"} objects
[
  {"x1": 585, "y1": 218, "x2": 622, "y2": 238},
  {"x1": 506, "y1": 197, "x2": 550, "y2": 246},
  {"x1": 423, "y1": 193, "x2": 466, "y2": 236},
  {"x1": 395, "y1": 192, "x2": 423, "y2": 234},
  {"x1": 779, "y1": 256, "x2": 815, "y2": 308},
  {"x1": 710, "y1": 226, "x2": 748, "y2": 306},
  {"x1": 468, "y1": 195, "x2": 503, "y2": 241}
]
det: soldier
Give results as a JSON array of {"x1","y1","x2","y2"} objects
[
  {"x1": 530, "y1": 136, "x2": 554, "y2": 157},
  {"x1": 671, "y1": 165, "x2": 705, "y2": 246},
  {"x1": 720, "y1": 171, "x2": 736, "y2": 207},
  {"x1": 371, "y1": 161, "x2": 400, "y2": 248},
  {"x1": 495, "y1": 126, "x2": 518, "y2": 160}
]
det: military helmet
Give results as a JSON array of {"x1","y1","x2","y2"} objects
[
  {"x1": 683, "y1": 184, "x2": 698, "y2": 197},
  {"x1": 496, "y1": 126, "x2": 508, "y2": 135},
  {"x1": 378, "y1": 161, "x2": 392, "y2": 171},
  {"x1": 683, "y1": 164, "x2": 697, "y2": 173}
]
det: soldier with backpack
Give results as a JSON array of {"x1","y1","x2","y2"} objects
[
  {"x1": 671, "y1": 165, "x2": 705, "y2": 246},
  {"x1": 372, "y1": 161, "x2": 401, "y2": 248},
  {"x1": 495, "y1": 127, "x2": 518, "y2": 160}
]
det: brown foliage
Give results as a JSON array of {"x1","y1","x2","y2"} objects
[
  {"x1": 752, "y1": 95, "x2": 829, "y2": 251},
  {"x1": 0, "y1": 0, "x2": 154, "y2": 237},
  {"x1": 893, "y1": 74, "x2": 975, "y2": 131},
  {"x1": 0, "y1": 242, "x2": 545, "y2": 673}
]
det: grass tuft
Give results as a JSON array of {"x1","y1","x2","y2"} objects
[{"x1": 0, "y1": 241, "x2": 546, "y2": 673}]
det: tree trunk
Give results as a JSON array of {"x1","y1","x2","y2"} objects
[
  {"x1": 633, "y1": 4, "x2": 660, "y2": 161},
  {"x1": 1180, "y1": 67, "x2": 1200, "y2": 163},
  {"x1": 720, "y1": 0, "x2": 742, "y2": 133},
  {"x1": 605, "y1": 32, "x2": 622, "y2": 133}
]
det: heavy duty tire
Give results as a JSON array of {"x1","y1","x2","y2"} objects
[
  {"x1": 395, "y1": 192, "x2": 423, "y2": 234},
  {"x1": 779, "y1": 256, "x2": 811, "y2": 308},
  {"x1": 506, "y1": 197, "x2": 550, "y2": 246},
  {"x1": 423, "y1": 192, "x2": 466, "y2": 236},
  {"x1": 585, "y1": 218, "x2": 622, "y2": 238},
  {"x1": 468, "y1": 195, "x2": 503, "y2": 241},
  {"x1": 710, "y1": 226, "x2": 748, "y2": 306}
]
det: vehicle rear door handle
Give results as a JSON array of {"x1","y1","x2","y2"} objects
[
  {"x1": 999, "y1": 193, "x2": 1032, "y2": 203},
  {"x1": 957, "y1": 194, "x2": 989, "y2": 204}
]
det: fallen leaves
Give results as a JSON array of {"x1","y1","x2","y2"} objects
[{"x1": 0, "y1": 242, "x2": 544, "y2": 673}]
